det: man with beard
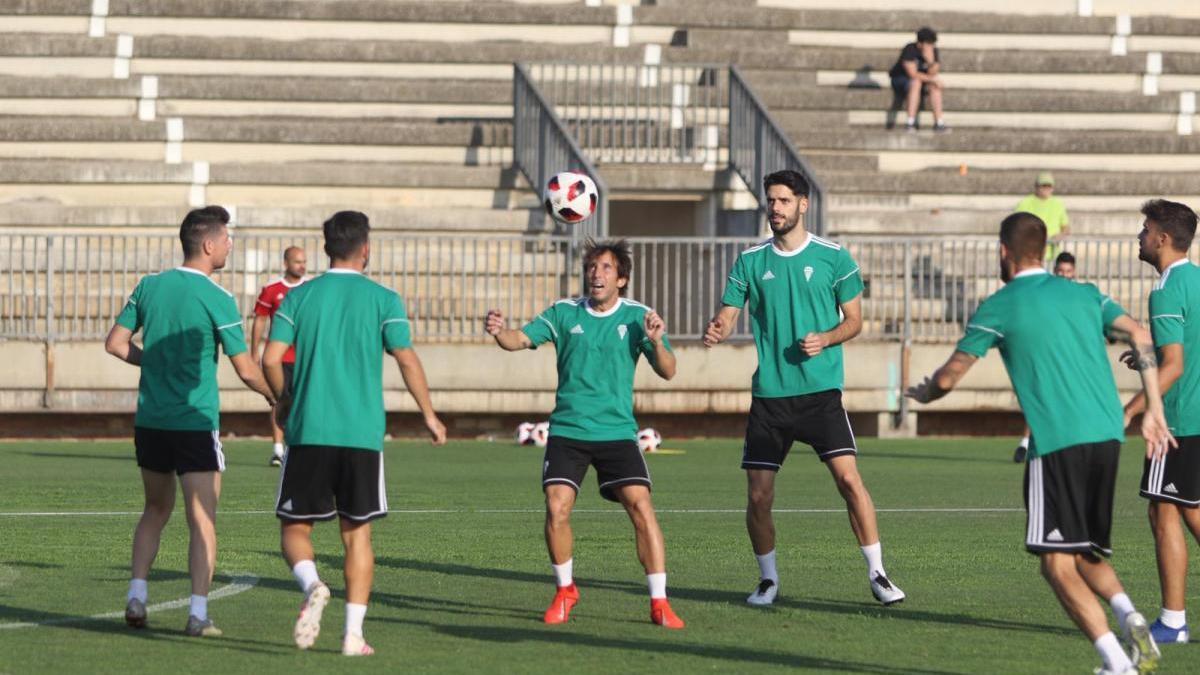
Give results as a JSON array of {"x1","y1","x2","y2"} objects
[
  {"x1": 906, "y1": 211, "x2": 1172, "y2": 674},
  {"x1": 703, "y1": 170, "x2": 905, "y2": 608},
  {"x1": 1120, "y1": 199, "x2": 1200, "y2": 646}
]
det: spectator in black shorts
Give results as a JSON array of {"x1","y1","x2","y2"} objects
[{"x1": 889, "y1": 26, "x2": 947, "y2": 133}]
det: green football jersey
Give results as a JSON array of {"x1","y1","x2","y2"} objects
[
  {"x1": 116, "y1": 267, "x2": 248, "y2": 431},
  {"x1": 521, "y1": 297, "x2": 672, "y2": 442},
  {"x1": 1149, "y1": 259, "x2": 1200, "y2": 437},
  {"x1": 956, "y1": 269, "x2": 1126, "y2": 457},
  {"x1": 269, "y1": 269, "x2": 412, "y2": 452},
  {"x1": 721, "y1": 234, "x2": 864, "y2": 398}
]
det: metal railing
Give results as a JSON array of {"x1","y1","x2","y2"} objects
[
  {"x1": 528, "y1": 63, "x2": 727, "y2": 166},
  {"x1": 729, "y1": 65, "x2": 826, "y2": 236},
  {"x1": 0, "y1": 233, "x2": 1174, "y2": 345},
  {"x1": 513, "y1": 63, "x2": 609, "y2": 241}
]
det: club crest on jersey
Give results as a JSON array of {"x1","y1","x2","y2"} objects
[
  {"x1": 804, "y1": 266, "x2": 814, "y2": 281},
  {"x1": 617, "y1": 325, "x2": 627, "y2": 340}
]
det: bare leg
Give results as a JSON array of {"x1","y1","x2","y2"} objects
[
  {"x1": 905, "y1": 78, "x2": 922, "y2": 119},
  {"x1": 1075, "y1": 553, "x2": 1125, "y2": 602},
  {"x1": 1041, "y1": 552, "x2": 1112, "y2": 641},
  {"x1": 544, "y1": 485, "x2": 576, "y2": 564},
  {"x1": 270, "y1": 405, "x2": 284, "y2": 445},
  {"x1": 825, "y1": 455, "x2": 880, "y2": 546},
  {"x1": 281, "y1": 520, "x2": 315, "y2": 567},
  {"x1": 1149, "y1": 501, "x2": 1188, "y2": 611},
  {"x1": 927, "y1": 82, "x2": 944, "y2": 120},
  {"x1": 131, "y1": 469, "x2": 176, "y2": 580},
  {"x1": 615, "y1": 485, "x2": 666, "y2": 574},
  {"x1": 179, "y1": 471, "x2": 221, "y2": 597},
  {"x1": 746, "y1": 469, "x2": 777, "y2": 555},
  {"x1": 340, "y1": 519, "x2": 374, "y2": 605}
]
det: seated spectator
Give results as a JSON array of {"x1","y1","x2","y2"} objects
[
  {"x1": 1016, "y1": 172, "x2": 1070, "y2": 259},
  {"x1": 888, "y1": 26, "x2": 947, "y2": 133}
]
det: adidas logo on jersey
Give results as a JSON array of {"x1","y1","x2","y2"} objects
[
  {"x1": 1164, "y1": 483, "x2": 1179, "y2": 494},
  {"x1": 761, "y1": 270, "x2": 776, "y2": 281},
  {"x1": 570, "y1": 324, "x2": 584, "y2": 334},
  {"x1": 281, "y1": 499, "x2": 293, "y2": 511},
  {"x1": 1046, "y1": 529, "x2": 1064, "y2": 542}
]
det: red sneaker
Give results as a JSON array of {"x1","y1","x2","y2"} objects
[
  {"x1": 650, "y1": 598, "x2": 685, "y2": 629},
  {"x1": 543, "y1": 583, "x2": 580, "y2": 624}
]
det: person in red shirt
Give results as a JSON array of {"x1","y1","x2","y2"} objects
[{"x1": 253, "y1": 246, "x2": 308, "y2": 466}]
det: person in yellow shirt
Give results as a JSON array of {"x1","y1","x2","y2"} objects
[{"x1": 1016, "y1": 172, "x2": 1070, "y2": 259}]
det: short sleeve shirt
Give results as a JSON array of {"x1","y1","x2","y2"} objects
[
  {"x1": 1015, "y1": 195, "x2": 1070, "y2": 244},
  {"x1": 115, "y1": 267, "x2": 247, "y2": 431},
  {"x1": 955, "y1": 270, "x2": 1125, "y2": 457},
  {"x1": 254, "y1": 278, "x2": 305, "y2": 363},
  {"x1": 269, "y1": 269, "x2": 412, "y2": 451},
  {"x1": 889, "y1": 42, "x2": 940, "y2": 78},
  {"x1": 521, "y1": 297, "x2": 671, "y2": 442},
  {"x1": 720, "y1": 235, "x2": 863, "y2": 398},
  {"x1": 1149, "y1": 260, "x2": 1200, "y2": 436}
]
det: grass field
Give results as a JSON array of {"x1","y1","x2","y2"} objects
[{"x1": 2, "y1": 437, "x2": 1198, "y2": 674}]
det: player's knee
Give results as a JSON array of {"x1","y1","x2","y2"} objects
[
  {"x1": 748, "y1": 488, "x2": 774, "y2": 511},
  {"x1": 545, "y1": 496, "x2": 574, "y2": 523},
  {"x1": 143, "y1": 501, "x2": 173, "y2": 523},
  {"x1": 1038, "y1": 553, "x2": 1073, "y2": 580},
  {"x1": 835, "y1": 470, "x2": 864, "y2": 497}
]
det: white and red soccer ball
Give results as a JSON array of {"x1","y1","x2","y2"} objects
[
  {"x1": 516, "y1": 422, "x2": 536, "y2": 445},
  {"x1": 637, "y1": 427, "x2": 662, "y2": 453},
  {"x1": 532, "y1": 422, "x2": 550, "y2": 447},
  {"x1": 543, "y1": 171, "x2": 598, "y2": 225}
]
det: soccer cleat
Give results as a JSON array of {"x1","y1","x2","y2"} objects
[
  {"x1": 1149, "y1": 618, "x2": 1189, "y2": 645},
  {"x1": 1123, "y1": 611, "x2": 1161, "y2": 672},
  {"x1": 124, "y1": 598, "x2": 147, "y2": 629},
  {"x1": 1012, "y1": 445, "x2": 1028, "y2": 463},
  {"x1": 542, "y1": 583, "x2": 579, "y2": 624},
  {"x1": 746, "y1": 578, "x2": 778, "y2": 606},
  {"x1": 870, "y1": 573, "x2": 906, "y2": 606},
  {"x1": 269, "y1": 454, "x2": 282, "y2": 467},
  {"x1": 184, "y1": 615, "x2": 222, "y2": 637},
  {"x1": 1094, "y1": 667, "x2": 1138, "y2": 675},
  {"x1": 293, "y1": 581, "x2": 330, "y2": 650},
  {"x1": 650, "y1": 598, "x2": 685, "y2": 629},
  {"x1": 342, "y1": 633, "x2": 375, "y2": 657}
]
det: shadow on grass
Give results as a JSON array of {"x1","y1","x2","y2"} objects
[{"x1": 20, "y1": 450, "x2": 129, "y2": 462}]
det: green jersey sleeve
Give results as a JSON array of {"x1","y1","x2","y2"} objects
[
  {"x1": 269, "y1": 293, "x2": 297, "y2": 346},
  {"x1": 1149, "y1": 285, "x2": 1185, "y2": 347},
  {"x1": 832, "y1": 248, "x2": 864, "y2": 304},
  {"x1": 115, "y1": 278, "x2": 144, "y2": 332},
  {"x1": 956, "y1": 297, "x2": 1005, "y2": 357},
  {"x1": 212, "y1": 294, "x2": 248, "y2": 357},
  {"x1": 521, "y1": 303, "x2": 559, "y2": 349},
  {"x1": 382, "y1": 293, "x2": 413, "y2": 351},
  {"x1": 720, "y1": 253, "x2": 750, "y2": 308}
]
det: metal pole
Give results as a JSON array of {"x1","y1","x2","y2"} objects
[
  {"x1": 43, "y1": 236, "x2": 56, "y2": 409},
  {"x1": 897, "y1": 242, "x2": 913, "y2": 428}
]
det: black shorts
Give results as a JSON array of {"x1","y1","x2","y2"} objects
[
  {"x1": 1141, "y1": 434, "x2": 1200, "y2": 506},
  {"x1": 1024, "y1": 440, "x2": 1119, "y2": 557},
  {"x1": 275, "y1": 445, "x2": 387, "y2": 522},
  {"x1": 281, "y1": 362, "x2": 295, "y2": 398},
  {"x1": 741, "y1": 390, "x2": 858, "y2": 471},
  {"x1": 543, "y1": 436, "x2": 651, "y2": 503},
  {"x1": 890, "y1": 76, "x2": 927, "y2": 98},
  {"x1": 135, "y1": 426, "x2": 225, "y2": 475}
]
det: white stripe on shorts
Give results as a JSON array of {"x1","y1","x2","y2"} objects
[
  {"x1": 212, "y1": 431, "x2": 226, "y2": 472},
  {"x1": 1026, "y1": 456, "x2": 1042, "y2": 545}
]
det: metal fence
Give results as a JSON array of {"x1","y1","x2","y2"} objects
[
  {"x1": 528, "y1": 63, "x2": 727, "y2": 166},
  {"x1": 0, "y1": 233, "x2": 1170, "y2": 344},
  {"x1": 729, "y1": 65, "x2": 827, "y2": 237},
  {"x1": 513, "y1": 63, "x2": 609, "y2": 241}
]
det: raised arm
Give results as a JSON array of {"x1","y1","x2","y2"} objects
[
  {"x1": 104, "y1": 324, "x2": 142, "y2": 366},
  {"x1": 905, "y1": 350, "x2": 978, "y2": 403},
  {"x1": 802, "y1": 295, "x2": 863, "y2": 357},
  {"x1": 1108, "y1": 314, "x2": 1176, "y2": 458},
  {"x1": 391, "y1": 347, "x2": 447, "y2": 445},
  {"x1": 703, "y1": 305, "x2": 741, "y2": 348},
  {"x1": 643, "y1": 310, "x2": 676, "y2": 380},
  {"x1": 485, "y1": 309, "x2": 533, "y2": 351}
]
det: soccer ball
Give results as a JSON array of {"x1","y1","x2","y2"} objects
[
  {"x1": 532, "y1": 422, "x2": 550, "y2": 448},
  {"x1": 637, "y1": 428, "x2": 662, "y2": 453},
  {"x1": 543, "y1": 171, "x2": 598, "y2": 225},
  {"x1": 516, "y1": 422, "x2": 536, "y2": 445}
]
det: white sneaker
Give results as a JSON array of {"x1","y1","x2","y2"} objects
[
  {"x1": 293, "y1": 581, "x2": 330, "y2": 650},
  {"x1": 1094, "y1": 667, "x2": 1137, "y2": 675},
  {"x1": 342, "y1": 632, "x2": 375, "y2": 656},
  {"x1": 870, "y1": 572, "x2": 906, "y2": 605},
  {"x1": 1122, "y1": 611, "x2": 1161, "y2": 673},
  {"x1": 746, "y1": 578, "x2": 778, "y2": 606}
]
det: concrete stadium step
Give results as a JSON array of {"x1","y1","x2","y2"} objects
[
  {"x1": 831, "y1": 209, "x2": 1147, "y2": 237},
  {"x1": 755, "y1": 0, "x2": 1200, "y2": 19},
  {"x1": 765, "y1": 86, "x2": 1185, "y2": 114},
  {"x1": 787, "y1": 127, "x2": 1200, "y2": 155},
  {"x1": 825, "y1": 168, "x2": 1200, "y2": 196}
]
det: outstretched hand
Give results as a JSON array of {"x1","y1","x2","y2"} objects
[
  {"x1": 904, "y1": 376, "x2": 936, "y2": 404},
  {"x1": 644, "y1": 311, "x2": 666, "y2": 344},
  {"x1": 702, "y1": 317, "x2": 725, "y2": 348},
  {"x1": 484, "y1": 309, "x2": 505, "y2": 336}
]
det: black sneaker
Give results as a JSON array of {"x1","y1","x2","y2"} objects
[
  {"x1": 269, "y1": 455, "x2": 282, "y2": 467},
  {"x1": 933, "y1": 122, "x2": 950, "y2": 134},
  {"x1": 1012, "y1": 446, "x2": 1027, "y2": 463}
]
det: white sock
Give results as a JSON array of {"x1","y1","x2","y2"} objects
[
  {"x1": 552, "y1": 559, "x2": 573, "y2": 587},
  {"x1": 1161, "y1": 607, "x2": 1187, "y2": 629},
  {"x1": 756, "y1": 550, "x2": 778, "y2": 582},
  {"x1": 861, "y1": 542, "x2": 885, "y2": 578},
  {"x1": 345, "y1": 603, "x2": 367, "y2": 638},
  {"x1": 1019, "y1": 436, "x2": 1030, "y2": 450},
  {"x1": 1094, "y1": 632, "x2": 1133, "y2": 672},
  {"x1": 906, "y1": 116, "x2": 916, "y2": 125},
  {"x1": 1109, "y1": 592, "x2": 1135, "y2": 630},
  {"x1": 935, "y1": 117, "x2": 944, "y2": 125},
  {"x1": 647, "y1": 573, "x2": 667, "y2": 599},
  {"x1": 189, "y1": 595, "x2": 207, "y2": 621},
  {"x1": 273, "y1": 442, "x2": 284, "y2": 458},
  {"x1": 127, "y1": 578, "x2": 148, "y2": 603},
  {"x1": 292, "y1": 559, "x2": 320, "y2": 593}
]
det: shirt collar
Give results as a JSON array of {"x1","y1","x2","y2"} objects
[
  {"x1": 585, "y1": 298, "x2": 623, "y2": 317},
  {"x1": 1163, "y1": 258, "x2": 1190, "y2": 275},
  {"x1": 175, "y1": 266, "x2": 208, "y2": 277},
  {"x1": 325, "y1": 268, "x2": 362, "y2": 276},
  {"x1": 771, "y1": 232, "x2": 810, "y2": 258},
  {"x1": 1013, "y1": 267, "x2": 1048, "y2": 279}
]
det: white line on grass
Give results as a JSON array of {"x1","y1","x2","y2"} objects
[
  {"x1": 0, "y1": 507, "x2": 1022, "y2": 517},
  {"x1": 0, "y1": 574, "x2": 258, "y2": 631}
]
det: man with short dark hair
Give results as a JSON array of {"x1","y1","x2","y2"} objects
[
  {"x1": 888, "y1": 26, "x2": 947, "y2": 133},
  {"x1": 105, "y1": 205, "x2": 275, "y2": 637},
  {"x1": 253, "y1": 246, "x2": 308, "y2": 467},
  {"x1": 484, "y1": 238, "x2": 685, "y2": 629},
  {"x1": 704, "y1": 169, "x2": 905, "y2": 608},
  {"x1": 1120, "y1": 199, "x2": 1200, "y2": 646},
  {"x1": 907, "y1": 211, "x2": 1173, "y2": 674},
  {"x1": 264, "y1": 210, "x2": 447, "y2": 657}
]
